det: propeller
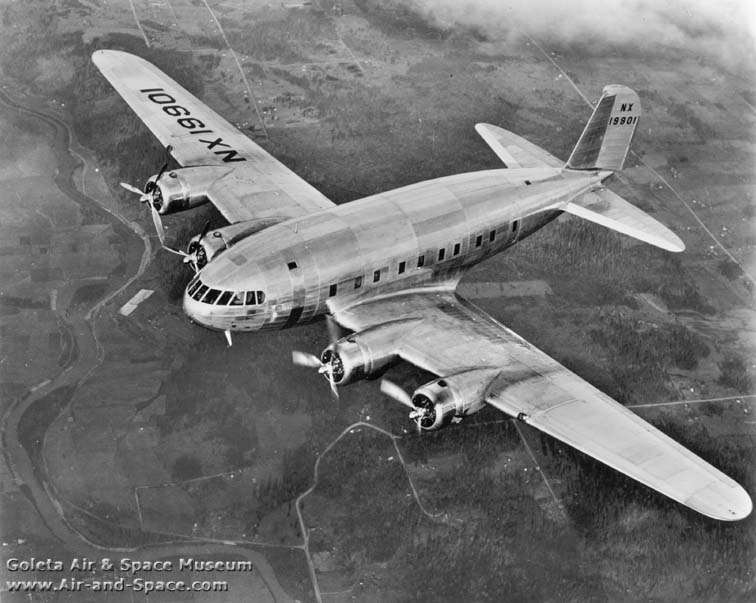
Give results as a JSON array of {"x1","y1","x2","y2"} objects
[
  {"x1": 379, "y1": 378, "x2": 430, "y2": 433},
  {"x1": 183, "y1": 221, "x2": 212, "y2": 272},
  {"x1": 292, "y1": 350, "x2": 321, "y2": 369},
  {"x1": 380, "y1": 379, "x2": 413, "y2": 409},
  {"x1": 291, "y1": 349, "x2": 340, "y2": 397},
  {"x1": 119, "y1": 149, "x2": 204, "y2": 273},
  {"x1": 119, "y1": 181, "x2": 150, "y2": 202},
  {"x1": 291, "y1": 314, "x2": 344, "y2": 398}
]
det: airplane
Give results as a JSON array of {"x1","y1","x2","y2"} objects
[{"x1": 93, "y1": 49, "x2": 752, "y2": 521}]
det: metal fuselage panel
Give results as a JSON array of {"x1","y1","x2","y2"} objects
[{"x1": 183, "y1": 168, "x2": 603, "y2": 331}]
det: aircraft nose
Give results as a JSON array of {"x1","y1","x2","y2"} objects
[{"x1": 183, "y1": 285, "x2": 209, "y2": 326}]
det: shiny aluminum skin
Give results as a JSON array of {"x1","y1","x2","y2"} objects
[{"x1": 184, "y1": 167, "x2": 598, "y2": 332}]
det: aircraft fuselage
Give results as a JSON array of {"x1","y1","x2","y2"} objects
[{"x1": 183, "y1": 167, "x2": 607, "y2": 331}]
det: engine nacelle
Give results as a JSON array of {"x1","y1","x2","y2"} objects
[
  {"x1": 148, "y1": 166, "x2": 233, "y2": 215},
  {"x1": 320, "y1": 319, "x2": 421, "y2": 386},
  {"x1": 186, "y1": 218, "x2": 283, "y2": 270},
  {"x1": 411, "y1": 368, "x2": 501, "y2": 430}
]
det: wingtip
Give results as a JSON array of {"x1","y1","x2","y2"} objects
[
  {"x1": 91, "y1": 49, "x2": 138, "y2": 65},
  {"x1": 661, "y1": 235, "x2": 686, "y2": 253},
  {"x1": 720, "y1": 486, "x2": 753, "y2": 521},
  {"x1": 690, "y1": 483, "x2": 752, "y2": 522}
]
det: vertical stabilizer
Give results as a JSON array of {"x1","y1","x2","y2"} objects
[{"x1": 566, "y1": 85, "x2": 640, "y2": 171}]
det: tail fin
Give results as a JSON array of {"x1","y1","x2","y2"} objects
[{"x1": 566, "y1": 85, "x2": 640, "y2": 171}]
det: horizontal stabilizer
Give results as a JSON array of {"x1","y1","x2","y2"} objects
[
  {"x1": 475, "y1": 123, "x2": 563, "y2": 169},
  {"x1": 564, "y1": 188, "x2": 685, "y2": 252}
]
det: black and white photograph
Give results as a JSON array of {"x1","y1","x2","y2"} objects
[{"x1": 0, "y1": 0, "x2": 754, "y2": 601}]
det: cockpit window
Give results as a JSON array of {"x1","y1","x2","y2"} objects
[
  {"x1": 188, "y1": 279, "x2": 202, "y2": 297},
  {"x1": 204, "y1": 288, "x2": 221, "y2": 304},
  {"x1": 194, "y1": 284, "x2": 209, "y2": 300},
  {"x1": 188, "y1": 280, "x2": 265, "y2": 307}
]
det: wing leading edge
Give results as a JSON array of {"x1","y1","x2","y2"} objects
[
  {"x1": 92, "y1": 50, "x2": 334, "y2": 223},
  {"x1": 333, "y1": 291, "x2": 752, "y2": 521}
]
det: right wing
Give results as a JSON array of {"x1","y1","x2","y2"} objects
[
  {"x1": 332, "y1": 290, "x2": 752, "y2": 521},
  {"x1": 93, "y1": 50, "x2": 334, "y2": 224}
]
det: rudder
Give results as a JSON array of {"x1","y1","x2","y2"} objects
[{"x1": 566, "y1": 85, "x2": 640, "y2": 171}]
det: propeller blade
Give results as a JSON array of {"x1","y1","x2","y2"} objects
[
  {"x1": 292, "y1": 350, "x2": 322, "y2": 368},
  {"x1": 198, "y1": 220, "x2": 212, "y2": 243},
  {"x1": 327, "y1": 365, "x2": 339, "y2": 399},
  {"x1": 380, "y1": 379, "x2": 414, "y2": 409},
  {"x1": 182, "y1": 255, "x2": 199, "y2": 273},
  {"x1": 155, "y1": 160, "x2": 170, "y2": 183},
  {"x1": 119, "y1": 181, "x2": 143, "y2": 195},
  {"x1": 325, "y1": 314, "x2": 340, "y2": 345},
  {"x1": 149, "y1": 204, "x2": 167, "y2": 246},
  {"x1": 164, "y1": 246, "x2": 190, "y2": 258}
]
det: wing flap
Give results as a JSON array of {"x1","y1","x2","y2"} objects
[{"x1": 475, "y1": 123, "x2": 564, "y2": 169}]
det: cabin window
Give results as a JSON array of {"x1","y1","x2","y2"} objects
[
  {"x1": 230, "y1": 292, "x2": 244, "y2": 306},
  {"x1": 245, "y1": 291, "x2": 257, "y2": 305},
  {"x1": 217, "y1": 291, "x2": 233, "y2": 305},
  {"x1": 438, "y1": 248, "x2": 446, "y2": 261},
  {"x1": 398, "y1": 261, "x2": 406, "y2": 274},
  {"x1": 188, "y1": 279, "x2": 202, "y2": 296},
  {"x1": 204, "y1": 288, "x2": 221, "y2": 304},
  {"x1": 194, "y1": 284, "x2": 209, "y2": 300},
  {"x1": 257, "y1": 291, "x2": 265, "y2": 304},
  {"x1": 475, "y1": 235, "x2": 482, "y2": 248},
  {"x1": 287, "y1": 261, "x2": 298, "y2": 270},
  {"x1": 453, "y1": 243, "x2": 460, "y2": 256},
  {"x1": 489, "y1": 229, "x2": 496, "y2": 242},
  {"x1": 354, "y1": 276, "x2": 362, "y2": 289},
  {"x1": 417, "y1": 254, "x2": 425, "y2": 268},
  {"x1": 512, "y1": 220, "x2": 519, "y2": 232},
  {"x1": 373, "y1": 269, "x2": 381, "y2": 283},
  {"x1": 329, "y1": 284, "x2": 337, "y2": 297}
]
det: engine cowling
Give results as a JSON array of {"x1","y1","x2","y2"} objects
[
  {"x1": 185, "y1": 218, "x2": 283, "y2": 270},
  {"x1": 148, "y1": 166, "x2": 233, "y2": 215},
  {"x1": 410, "y1": 368, "x2": 501, "y2": 430},
  {"x1": 320, "y1": 319, "x2": 421, "y2": 386}
]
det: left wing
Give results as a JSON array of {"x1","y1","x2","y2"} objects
[
  {"x1": 332, "y1": 290, "x2": 752, "y2": 521},
  {"x1": 93, "y1": 50, "x2": 334, "y2": 223}
]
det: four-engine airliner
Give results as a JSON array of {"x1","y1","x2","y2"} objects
[{"x1": 93, "y1": 49, "x2": 751, "y2": 521}]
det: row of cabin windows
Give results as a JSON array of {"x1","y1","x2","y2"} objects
[
  {"x1": 326, "y1": 225, "x2": 518, "y2": 297},
  {"x1": 187, "y1": 277, "x2": 265, "y2": 306}
]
